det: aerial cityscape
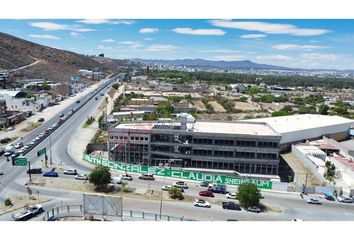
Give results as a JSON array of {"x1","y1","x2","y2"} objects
[{"x1": 0, "y1": 19, "x2": 354, "y2": 222}]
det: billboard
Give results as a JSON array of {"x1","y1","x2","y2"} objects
[
  {"x1": 83, "y1": 154, "x2": 273, "y2": 189},
  {"x1": 83, "y1": 194, "x2": 122, "y2": 217}
]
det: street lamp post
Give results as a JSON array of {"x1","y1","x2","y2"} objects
[
  {"x1": 159, "y1": 164, "x2": 166, "y2": 220},
  {"x1": 49, "y1": 134, "x2": 53, "y2": 166}
]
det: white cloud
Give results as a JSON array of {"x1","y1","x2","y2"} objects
[
  {"x1": 77, "y1": 19, "x2": 135, "y2": 25},
  {"x1": 301, "y1": 53, "x2": 337, "y2": 61},
  {"x1": 256, "y1": 55, "x2": 291, "y2": 60},
  {"x1": 271, "y1": 44, "x2": 327, "y2": 50},
  {"x1": 70, "y1": 32, "x2": 80, "y2": 37},
  {"x1": 118, "y1": 41, "x2": 143, "y2": 49},
  {"x1": 144, "y1": 37, "x2": 153, "y2": 41},
  {"x1": 97, "y1": 45, "x2": 114, "y2": 51},
  {"x1": 29, "y1": 34, "x2": 60, "y2": 40},
  {"x1": 119, "y1": 41, "x2": 140, "y2": 45},
  {"x1": 198, "y1": 49, "x2": 241, "y2": 53},
  {"x1": 213, "y1": 55, "x2": 246, "y2": 61},
  {"x1": 139, "y1": 28, "x2": 159, "y2": 34},
  {"x1": 172, "y1": 27, "x2": 225, "y2": 36},
  {"x1": 210, "y1": 20, "x2": 330, "y2": 36},
  {"x1": 101, "y1": 38, "x2": 115, "y2": 43},
  {"x1": 30, "y1": 22, "x2": 96, "y2": 32},
  {"x1": 145, "y1": 44, "x2": 177, "y2": 52},
  {"x1": 240, "y1": 34, "x2": 267, "y2": 39}
]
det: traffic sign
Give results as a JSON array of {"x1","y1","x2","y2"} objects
[
  {"x1": 14, "y1": 157, "x2": 28, "y2": 166},
  {"x1": 37, "y1": 148, "x2": 46, "y2": 157}
]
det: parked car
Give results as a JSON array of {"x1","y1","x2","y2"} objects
[
  {"x1": 161, "y1": 185, "x2": 172, "y2": 191},
  {"x1": 337, "y1": 196, "x2": 353, "y2": 203},
  {"x1": 193, "y1": 199, "x2": 211, "y2": 208},
  {"x1": 248, "y1": 206, "x2": 262, "y2": 213},
  {"x1": 222, "y1": 201, "x2": 241, "y2": 210},
  {"x1": 111, "y1": 177, "x2": 122, "y2": 184},
  {"x1": 76, "y1": 100, "x2": 80, "y2": 103},
  {"x1": 0, "y1": 169, "x2": 4, "y2": 175},
  {"x1": 226, "y1": 192, "x2": 237, "y2": 199},
  {"x1": 43, "y1": 171, "x2": 59, "y2": 177},
  {"x1": 292, "y1": 219, "x2": 304, "y2": 221},
  {"x1": 64, "y1": 169, "x2": 77, "y2": 175},
  {"x1": 200, "y1": 181, "x2": 211, "y2": 187},
  {"x1": 307, "y1": 198, "x2": 321, "y2": 205},
  {"x1": 120, "y1": 174, "x2": 133, "y2": 181},
  {"x1": 15, "y1": 142, "x2": 24, "y2": 149},
  {"x1": 173, "y1": 181, "x2": 188, "y2": 189},
  {"x1": 95, "y1": 97, "x2": 98, "y2": 100},
  {"x1": 139, "y1": 173, "x2": 155, "y2": 180},
  {"x1": 7, "y1": 126, "x2": 15, "y2": 131},
  {"x1": 38, "y1": 118, "x2": 45, "y2": 122},
  {"x1": 209, "y1": 184, "x2": 228, "y2": 194},
  {"x1": 59, "y1": 113, "x2": 64, "y2": 117},
  {"x1": 75, "y1": 174, "x2": 88, "y2": 180},
  {"x1": 324, "y1": 195, "x2": 335, "y2": 201},
  {"x1": 199, "y1": 190, "x2": 215, "y2": 197},
  {"x1": 4, "y1": 152, "x2": 12, "y2": 157},
  {"x1": 27, "y1": 168, "x2": 42, "y2": 174}
]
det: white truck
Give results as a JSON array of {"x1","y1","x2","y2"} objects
[{"x1": 3, "y1": 144, "x2": 15, "y2": 157}]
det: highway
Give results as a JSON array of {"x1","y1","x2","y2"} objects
[{"x1": 0, "y1": 75, "x2": 119, "y2": 203}]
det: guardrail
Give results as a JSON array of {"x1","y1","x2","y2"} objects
[{"x1": 42, "y1": 204, "x2": 194, "y2": 221}]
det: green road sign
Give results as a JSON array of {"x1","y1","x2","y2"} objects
[
  {"x1": 83, "y1": 154, "x2": 273, "y2": 189},
  {"x1": 14, "y1": 157, "x2": 28, "y2": 166},
  {"x1": 37, "y1": 148, "x2": 46, "y2": 157}
]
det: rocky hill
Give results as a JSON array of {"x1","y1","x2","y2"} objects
[{"x1": 0, "y1": 32, "x2": 111, "y2": 82}]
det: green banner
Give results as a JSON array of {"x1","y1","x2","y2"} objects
[
  {"x1": 14, "y1": 157, "x2": 27, "y2": 166},
  {"x1": 37, "y1": 148, "x2": 46, "y2": 157},
  {"x1": 83, "y1": 154, "x2": 272, "y2": 189}
]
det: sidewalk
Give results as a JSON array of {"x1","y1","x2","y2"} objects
[
  {"x1": 0, "y1": 80, "x2": 108, "y2": 143},
  {"x1": 67, "y1": 84, "x2": 123, "y2": 168}
]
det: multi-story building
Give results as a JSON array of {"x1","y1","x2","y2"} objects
[{"x1": 108, "y1": 116, "x2": 282, "y2": 175}]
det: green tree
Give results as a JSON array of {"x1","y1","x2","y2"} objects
[
  {"x1": 89, "y1": 166, "x2": 112, "y2": 189},
  {"x1": 236, "y1": 182, "x2": 262, "y2": 208},
  {"x1": 318, "y1": 104, "x2": 329, "y2": 115}
]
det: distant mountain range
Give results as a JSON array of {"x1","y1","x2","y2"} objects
[{"x1": 133, "y1": 58, "x2": 298, "y2": 71}]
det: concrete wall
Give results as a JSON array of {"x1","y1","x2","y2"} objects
[{"x1": 291, "y1": 145, "x2": 328, "y2": 184}]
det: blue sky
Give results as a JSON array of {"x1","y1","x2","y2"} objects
[{"x1": 2, "y1": 19, "x2": 354, "y2": 69}]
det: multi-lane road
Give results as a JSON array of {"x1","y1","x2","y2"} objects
[{"x1": 0, "y1": 75, "x2": 119, "y2": 202}]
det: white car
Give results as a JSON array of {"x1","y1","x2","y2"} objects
[
  {"x1": 337, "y1": 196, "x2": 353, "y2": 203},
  {"x1": 173, "y1": 181, "x2": 188, "y2": 189},
  {"x1": 120, "y1": 174, "x2": 133, "y2": 181},
  {"x1": 64, "y1": 169, "x2": 77, "y2": 175},
  {"x1": 75, "y1": 174, "x2": 88, "y2": 180},
  {"x1": 226, "y1": 192, "x2": 237, "y2": 199},
  {"x1": 307, "y1": 198, "x2": 321, "y2": 205},
  {"x1": 292, "y1": 219, "x2": 304, "y2": 221},
  {"x1": 15, "y1": 143, "x2": 23, "y2": 149},
  {"x1": 193, "y1": 199, "x2": 211, "y2": 208},
  {"x1": 161, "y1": 185, "x2": 172, "y2": 191},
  {"x1": 17, "y1": 147, "x2": 26, "y2": 154},
  {"x1": 111, "y1": 177, "x2": 122, "y2": 184}
]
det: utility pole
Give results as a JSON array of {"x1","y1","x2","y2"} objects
[
  {"x1": 49, "y1": 134, "x2": 53, "y2": 166},
  {"x1": 28, "y1": 161, "x2": 32, "y2": 183},
  {"x1": 303, "y1": 173, "x2": 308, "y2": 194},
  {"x1": 159, "y1": 164, "x2": 165, "y2": 220},
  {"x1": 124, "y1": 143, "x2": 127, "y2": 174}
]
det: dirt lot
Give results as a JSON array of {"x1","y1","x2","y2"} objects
[
  {"x1": 193, "y1": 100, "x2": 207, "y2": 112},
  {"x1": 209, "y1": 101, "x2": 226, "y2": 112},
  {"x1": 234, "y1": 101, "x2": 260, "y2": 111},
  {"x1": 0, "y1": 195, "x2": 51, "y2": 216},
  {"x1": 197, "y1": 112, "x2": 270, "y2": 121}
]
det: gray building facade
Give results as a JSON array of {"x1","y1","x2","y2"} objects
[{"x1": 108, "y1": 119, "x2": 282, "y2": 175}]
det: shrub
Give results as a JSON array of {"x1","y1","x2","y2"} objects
[
  {"x1": 168, "y1": 187, "x2": 184, "y2": 200},
  {"x1": 4, "y1": 198, "x2": 12, "y2": 207},
  {"x1": 236, "y1": 183, "x2": 262, "y2": 208}
]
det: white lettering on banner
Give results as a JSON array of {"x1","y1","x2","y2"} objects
[
  {"x1": 131, "y1": 165, "x2": 140, "y2": 173},
  {"x1": 204, "y1": 175, "x2": 213, "y2": 182},
  {"x1": 214, "y1": 175, "x2": 222, "y2": 183},
  {"x1": 171, "y1": 171, "x2": 180, "y2": 178},
  {"x1": 156, "y1": 168, "x2": 165, "y2": 176},
  {"x1": 189, "y1": 172, "x2": 195, "y2": 180}
]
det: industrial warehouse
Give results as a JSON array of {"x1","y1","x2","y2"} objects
[{"x1": 107, "y1": 114, "x2": 354, "y2": 176}]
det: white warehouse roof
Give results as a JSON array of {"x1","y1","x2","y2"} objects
[{"x1": 245, "y1": 114, "x2": 354, "y2": 144}]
